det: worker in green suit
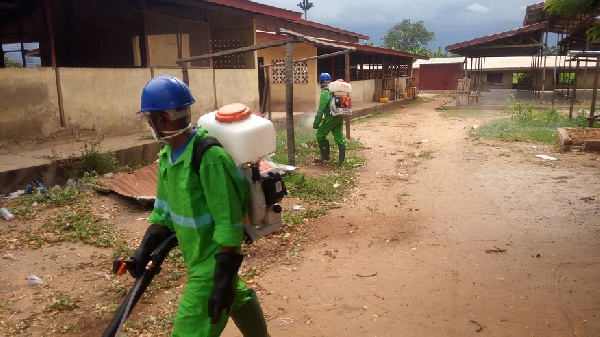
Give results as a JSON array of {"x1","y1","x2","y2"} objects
[
  {"x1": 312, "y1": 72, "x2": 346, "y2": 166},
  {"x1": 129, "y1": 75, "x2": 269, "y2": 337}
]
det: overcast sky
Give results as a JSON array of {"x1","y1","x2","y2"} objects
[{"x1": 254, "y1": 0, "x2": 542, "y2": 51}]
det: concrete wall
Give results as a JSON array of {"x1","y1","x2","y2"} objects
[
  {"x1": 350, "y1": 79, "x2": 376, "y2": 105},
  {"x1": 0, "y1": 68, "x2": 61, "y2": 141},
  {"x1": 257, "y1": 39, "x2": 319, "y2": 112},
  {"x1": 0, "y1": 67, "x2": 260, "y2": 143},
  {"x1": 59, "y1": 68, "x2": 151, "y2": 136}
]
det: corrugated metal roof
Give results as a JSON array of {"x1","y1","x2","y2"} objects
[
  {"x1": 414, "y1": 56, "x2": 587, "y2": 70},
  {"x1": 413, "y1": 57, "x2": 464, "y2": 68},
  {"x1": 102, "y1": 160, "x2": 276, "y2": 203}
]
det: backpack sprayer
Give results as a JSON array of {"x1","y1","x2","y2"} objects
[
  {"x1": 197, "y1": 103, "x2": 287, "y2": 243},
  {"x1": 329, "y1": 79, "x2": 353, "y2": 117}
]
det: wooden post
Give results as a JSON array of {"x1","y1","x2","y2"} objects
[
  {"x1": 344, "y1": 52, "x2": 351, "y2": 139},
  {"x1": 137, "y1": 0, "x2": 149, "y2": 68},
  {"x1": 43, "y1": 0, "x2": 57, "y2": 68},
  {"x1": 569, "y1": 60, "x2": 579, "y2": 120},
  {"x1": 589, "y1": 57, "x2": 599, "y2": 127},
  {"x1": 285, "y1": 42, "x2": 296, "y2": 166},
  {"x1": 0, "y1": 35, "x2": 4, "y2": 68}
]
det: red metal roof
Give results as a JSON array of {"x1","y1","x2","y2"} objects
[
  {"x1": 446, "y1": 22, "x2": 547, "y2": 51},
  {"x1": 257, "y1": 32, "x2": 427, "y2": 60},
  {"x1": 204, "y1": 0, "x2": 369, "y2": 40},
  {"x1": 445, "y1": 22, "x2": 547, "y2": 57},
  {"x1": 203, "y1": 0, "x2": 301, "y2": 21}
]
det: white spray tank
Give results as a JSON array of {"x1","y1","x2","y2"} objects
[
  {"x1": 197, "y1": 103, "x2": 286, "y2": 242},
  {"x1": 328, "y1": 79, "x2": 353, "y2": 116}
]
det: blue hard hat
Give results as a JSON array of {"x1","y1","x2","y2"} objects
[
  {"x1": 137, "y1": 76, "x2": 195, "y2": 114},
  {"x1": 318, "y1": 73, "x2": 331, "y2": 83}
]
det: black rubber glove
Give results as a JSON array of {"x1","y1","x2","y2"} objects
[
  {"x1": 127, "y1": 224, "x2": 173, "y2": 278},
  {"x1": 208, "y1": 252, "x2": 244, "y2": 324}
]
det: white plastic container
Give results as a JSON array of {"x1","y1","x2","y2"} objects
[
  {"x1": 328, "y1": 79, "x2": 352, "y2": 93},
  {"x1": 197, "y1": 103, "x2": 276, "y2": 165}
]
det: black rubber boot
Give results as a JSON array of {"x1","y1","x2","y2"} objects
[
  {"x1": 317, "y1": 139, "x2": 330, "y2": 161},
  {"x1": 338, "y1": 144, "x2": 346, "y2": 167},
  {"x1": 230, "y1": 290, "x2": 270, "y2": 337}
]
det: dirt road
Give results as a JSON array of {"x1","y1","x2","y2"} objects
[
  {"x1": 2, "y1": 96, "x2": 599, "y2": 336},
  {"x1": 224, "y1": 96, "x2": 600, "y2": 336}
]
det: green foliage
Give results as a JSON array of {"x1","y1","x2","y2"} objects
[
  {"x1": 36, "y1": 206, "x2": 119, "y2": 248},
  {"x1": 3, "y1": 56, "x2": 22, "y2": 68},
  {"x1": 544, "y1": 0, "x2": 599, "y2": 14},
  {"x1": 11, "y1": 186, "x2": 81, "y2": 220},
  {"x1": 410, "y1": 46, "x2": 457, "y2": 58},
  {"x1": 470, "y1": 97, "x2": 591, "y2": 144},
  {"x1": 544, "y1": 0, "x2": 600, "y2": 42},
  {"x1": 44, "y1": 292, "x2": 80, "y2": 312},
  {"x1": 382, "y1": 19, "x2": 435, "y2": 52},
  {"x1": 283, "y1": 171, "x2": 354, "y2": 202}
]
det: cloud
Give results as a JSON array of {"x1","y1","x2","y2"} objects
[{"x1": 466, "y1": 3, "x2": 490, "y2": 13}]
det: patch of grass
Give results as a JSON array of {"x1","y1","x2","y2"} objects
[
  {"x1": 19, "y1": 192, "x2": 125, "y2": 249},
  {"x1": 405, "y1": 96, "x2": 434, "y2": 106},
  {"x1": 283, "y1": 207, "x2": 328, "y2": 227},
  {"x1": 61, "y1": 139, "x2": 121, "y2": 178},
  {"x1": 10, "y1": 186, "x2": 81, "y2": 220},
  {"x1": 471, "y1": 102, "x2": 590, "y2": 144},
  {"x1": 283, "y1": 171, "x2": 355, "y2": 202},
  {"x1": 44, "y1": 292, "x2": 80, "y2": 313},
  {"x1": 439, "y1": 109, "x2": 501, "y2": 120}
]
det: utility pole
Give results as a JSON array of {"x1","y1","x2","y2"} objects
[{"x1": 297, "y1": 0, "x2": 314, "y2": 20}]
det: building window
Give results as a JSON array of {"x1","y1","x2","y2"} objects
[
  {"x1": 271, "y1": 59, "x2": 309, "y2": 84},
  {"x1": 487, "y1": 72, "x2": 503, "y2": 84},
  {"x1": 556, "y1": 72, "x2": 575, "y2": 85}
]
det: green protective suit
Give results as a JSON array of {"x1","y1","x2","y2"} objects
[
  {"x1": 148, "y1": 127, "x2": 253, "y2": 337},
  {"x1": 313, "y1": 88, "x2": 345, "y2": 146}
]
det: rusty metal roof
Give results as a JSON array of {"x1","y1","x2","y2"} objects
[
  {"x1": 103, "y1": 160, "x2": 276, "y2": 203},
  {"x1": 102, "y1": 163, "x2": 159, "y2": 203},
  {"x1": 445, "y1": 22, "x2": 547, "y2": 57}
]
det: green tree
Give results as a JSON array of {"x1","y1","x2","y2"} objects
[
  {"x1": 3, "y1": 56, "x2": 22, "y2": 68},
  {"x1": 544, "y1": 0, "x2": 600, "y2": 42},
  {"x1": 382, "y1": 19, "x2": 435, "y2": 52}
]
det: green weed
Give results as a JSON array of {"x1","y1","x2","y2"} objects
[
  {"x1": 471, "y1": 101, "x2": 591, "y2": 144},
  {"x1": 283, "y1": 171, "x2": 355, "y2": 202},
  {"x1": 44, "y1": 292, "x2": 80, "y2": 312}
]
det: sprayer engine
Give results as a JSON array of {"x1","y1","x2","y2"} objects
[{"x1": 242, "y1": 163, "x2": 287, "y2": 243}]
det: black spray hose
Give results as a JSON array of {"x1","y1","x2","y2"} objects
[{"x1": 103, "y1": 234, "x2": 179, "y2": 337}]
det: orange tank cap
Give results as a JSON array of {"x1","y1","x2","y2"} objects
[{"x1": 215, "y1": 103, "x2": 252, "y2": 123}]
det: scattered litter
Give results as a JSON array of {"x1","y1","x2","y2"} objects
[
  {"x1": 534, "y1": 254, "x2": 541, "y2": 258},
  {"x1": 1, "y1": 207, "x2": 14, "y2": 221},
  {"x1": 4, "y1": 190, "x2": 26, "y2": 200},
  {"x1": 292, "y1": 205, "x2": 303, "y2": 211},
  {"x1": 333, "y1": 183, "x2": 340, "y2": 188},
  {"x1": 301, "y1": 143, "x2": 308, "y2": 148},
  {"x1": 3, "y1": 254, "x2": 15, "y2": 260},
  {"x1": 103, "y1": 172, "x2": 114, "y2": 178},
  {"x1": 356, "y1": 272, "x2": 377, "y2": 278},
  {"x1": 471, "y1": 125, "x2": 479, "y2": 130},
  {"x1": 28, "y1": 274, "x2": 44, "y2": 285},
  {"x1": 31, "y1": 201, "x2": 38, "y2": 207},
  {"x1": 535, "y1": 155, "x2": 558, "y2": 161},
  {"x1": 101, "y1": 213, "x2": 111, "y2": 219},
  {"x1": 532, "y1": 146, "x2": 538, "y2": 149},
  {"x1": 278, "y1": 317, "x2": 294, "y2": 326},
  {"x1": 414, "y1": 139, "x2": 429, "y2": 144},
  {"x1": 485, "y1": 246, "x2": 507, "y2": 254},
  {"x1": 136, "y1": 217, "x2": 148, "y2": 221}
]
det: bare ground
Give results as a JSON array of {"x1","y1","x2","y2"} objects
[{"x1": 2, "y1": 96, "x2": 600, "y2": 336}]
